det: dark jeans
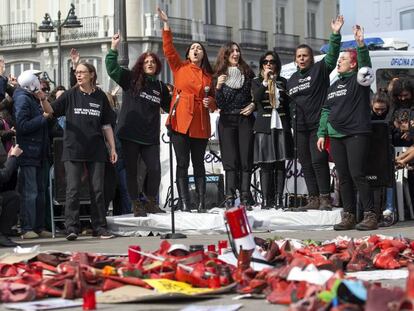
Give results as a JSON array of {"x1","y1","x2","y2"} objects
[
  {"x1": 296, "y1": 129, "x2": 330, "y2": 196},
  {"x1": 115, "y1": 159, "x2": 132, "y2": 214},
  {"x1": 170, "y1": 131, "x2": 208, "y2": 179},
  {"x1": 0, "y1": 191, "x2": 20, "y2": 235},
  {"x1": 64, "y1": 161, "x2": 107, "y2": 234},
  {"x1": 18, "y1": 165, "x2": 46, "y2": 233},
  {"x1": 219, "y1": 114, "x2": 254, "y2": 194},
  {"x1": 121, "y1": 139, "x2": 161, "y2": 199},
  {"x1": 330, "y1": 134, "x2": 374, "y2": 214},
  {"x1": 219, "y1": 114, "x2": 254, "y2": 173}
]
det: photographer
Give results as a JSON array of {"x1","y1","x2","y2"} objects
[{"x1": 0, "y1": 145, "x2": 23, "y2": 247}]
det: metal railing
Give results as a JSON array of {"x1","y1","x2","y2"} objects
[
  {"x1": 0, "y1": 22, "x2": 37, "y2": 46},
  {"x1": 61, "y1": 16, "x2": 99, "y2": 41},
  {"x1": 274, "y1": 32, "x2": 300, "y2": 51},
  {"x1": 305, "y1": 37, "x2": 328, "y2": 53},
  {"x1": 168, "y1": 17, "x2": 192, "y2": 40},
  {"x1": 204, "y1": 24, "x2": 232, "y2": 45},
  {"x1": 239, "y1": 28, "x2": 267, "y2": 50}
]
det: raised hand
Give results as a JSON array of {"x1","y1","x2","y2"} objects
[
  {"x1": 331, "y1": 15, "x2": 344, "y2": 34},
  {"x1": 157, "y1": 7, "x2": 168, "y2": 23},
  {"x1": 70, "y1": 48, "x2": 80, "y2": 68},
  {"x1": 353, "y1": 25, "x2": 365, "y2": 47},
  {"x1": 111, "y1": 32, "x2": 121, "y2": 50}
]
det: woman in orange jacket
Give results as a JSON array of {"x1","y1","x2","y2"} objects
[{"x1": 158, "y1": 8, "x2": 216, "y2": 213}]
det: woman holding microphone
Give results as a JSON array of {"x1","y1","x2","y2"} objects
[{"x1": 158, "y1": 8, "x2": 216, "y2": 213}]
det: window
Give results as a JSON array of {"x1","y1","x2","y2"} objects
[
  {"x1": 400, "y1": 9, "x2": 414, "y2": 30},
  {"x1": 159, "y1": 0, "x2": 173, "y2": 16},
  {"x1": 376, "y1": 69, "x2": 414, "y2": 92},
  {"x1": 205, "y1": 0, "x2": 216, "y2": 24},
  {"x1": 242, "y1": 0, "x2": 253, "y2": 29},
  {"x1": 10, "y1": 0, "x2": 31, "y2": 23},
  {"x1": 6, "y1": 62, "x2": 40, "y2": 78},
  {"x1": 74, "y1": 0, "x2": 97, "y2": 17},
  {"x1": 276, "y1": 6, "x2": 285, "y2": 33},
  {"x1": 307, "y1": 11, "x2": 316, "y2": 37}
]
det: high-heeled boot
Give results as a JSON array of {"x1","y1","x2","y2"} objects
[
  {"x1": 224, "y1": 171, "x2": 237, "y2": 209},
  {"x1": 259, "y1": 170, "x2": 273, "y2": 209},
  {"x1": 176, "y1": 177, "x2": 192, "y2": 212},
  {"x1": 195, "y1": 176, "x2": 206, "y2": 213},
  {"x1": 240, "y1": 172, "x2": 253, "y2": 210}
]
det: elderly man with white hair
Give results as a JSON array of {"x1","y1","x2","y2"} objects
[{"x1": 13, "y1": 70, "x2": 52, "y2": 239}]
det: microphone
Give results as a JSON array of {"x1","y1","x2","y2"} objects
[
  {"x1": 268, "y1": 71, "x2": 275, "y2": 80},
  {"x1": 204, "y1": 86, "x2": 210, "y2": 110},
  {"x1": 204, "y1": 86, "x2": 210, "y2": 98}
]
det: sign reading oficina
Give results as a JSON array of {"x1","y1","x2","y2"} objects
[{"x1": 390, "y1": 58, "x2": 414, "y2": 66}]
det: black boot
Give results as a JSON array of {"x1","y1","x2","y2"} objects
[
  {"x1": 224, "y1": 171, "x2": 237, "y2": 209},
  {"x1": 260, "y1": 170, "x2": 272, "y2": 210},
  {"x1": 177, "y1": 177, "x2": 192, "y2": 212},
  {"x1": 0, "y1": 233, "x2": 19, "y2": 247},
  {"x1": 275, "y1": 193, "x2": 284, "y2": 209},
  {"x1": 240, "y1": 172, "x2": 253, "y2": 210},
  {"x1": 195, "y1": 176, "x2": 206, "y2": 213}
]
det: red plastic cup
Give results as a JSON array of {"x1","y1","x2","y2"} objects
[
  {"x1": 207, "y1": 244, "x2": 216, "y2": 252},
  {"x1": 128, "y1": 245, "x2": 141, "y2": 264},
  {"x1": 218, "y1": 240, "x2": 228, "y2": 254},
  {"x1": 82, "y1": 288, "x2": 96, "y2": 310}
]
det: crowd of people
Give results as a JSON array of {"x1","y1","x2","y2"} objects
[{"x1": 0, "y1": 10, "x2": 412, "y2": 247}]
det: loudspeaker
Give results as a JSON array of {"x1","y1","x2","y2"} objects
[
  {"x1": 52, "y1": 137, "x2": 91, "y2": 203},
  {"x1": 365, "y1": 121, "x2": 394, "y2": 187},
  {"x1": 189, "y1": 174, "x2": 224, "y2": 209}
]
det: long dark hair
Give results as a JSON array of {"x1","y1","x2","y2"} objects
[
  {"x1": 294, "y1": 44, "x2": 315, "y2": 67},
  {"x1": 130, "y1": 52, "x2": 162, "y2": 95},
  {"x1": 214, "y1": 42, "x2": 254, "y2": 78},
  {"x1": 259, "y1": 51, "x2": 282, "y2": 78},
  {"x1": 185, "y1": 42, "x2": 213, "y2": 74}
]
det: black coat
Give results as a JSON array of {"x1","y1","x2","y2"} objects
[{"x1": 252, "y1": 76, "x2": 294, "y2": 157}]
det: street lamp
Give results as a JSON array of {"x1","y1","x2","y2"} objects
[{"x1": 37, "y1": 4, "x2": 82, "y2": 86}]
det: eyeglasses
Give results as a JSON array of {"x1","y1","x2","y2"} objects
[
  {"x1": 263, "y1": 59, "x2": 275, "y2": 65},
  {"x1": 75, "y1": 70, "x2": 89, "y2": 75}
]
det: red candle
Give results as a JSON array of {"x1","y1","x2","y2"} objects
[
  {"x1": 128, "y1": 245, "x2": 141, "y2": 264},
  {"x1": 82, "y1": 288, "x2": 96, "y2": 310}
]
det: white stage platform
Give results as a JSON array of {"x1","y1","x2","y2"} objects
[{"x1": 107, "y1": 207, "x2": 342, "y2": 237}]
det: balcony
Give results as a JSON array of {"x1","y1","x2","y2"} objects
[
  {"x1": 0, "y1": 23, "x2": 37, "y2": 46},
  {"x1": 274, "y1": 33, "x2": 300, "y2": 51},
  {"x1": 61, "y1": 16, "x2": 113, "y2": 41},
  {"x1": 204, "y1": 24, "x2": 232, "y2": 46},
  {"x1": 239, "y1": 29, "x2": 267, "y2": 50},
  {"x1": 168, "y1": 17, "x2": 192, "y2": 41},
  {"x1": 305, "y1": 37, "x2": 328, "y2": 53},
  {"x1": 144, "y1": 13, "x2": 204, "y2": 41}
]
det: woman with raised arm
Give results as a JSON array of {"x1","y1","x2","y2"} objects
[
  {"x1": 317, "y1": 25, "x2": 376, "y2": 230},
  {"x1": 158, "y1": 7, "x2": 216, "y2": 213},
  {"x1": 214, "y1": 42, "x2": 256, "y2": 209},
  {"x1": 106, "y1": 32, "x2": 171, "y2": 217},
  {"x1": 286, "y1": 15, "x2": 344, "y2": 211},
  {"x1": 252, "y1": 51, "x2": 293, "y2": 209}
]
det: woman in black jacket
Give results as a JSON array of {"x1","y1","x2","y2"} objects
[
  {"x1": 214, "y1": 42, "x2": 255, "y2": 209},
  {"x1": 252, "y1": 51, "x2": 293, "y2": 209}
]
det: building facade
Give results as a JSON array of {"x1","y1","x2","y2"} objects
[{"x1": 0, "y1": 0, "x2": 337, "y2": 91}]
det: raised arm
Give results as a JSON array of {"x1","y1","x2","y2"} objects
[
  {"x1": 324, "y1": 15, "x2": 344, "y2": 71},
  {"x1": 353, "y1": 25, "x2": 372, "y2": 68},
  {"x1": 158, "y1": 7, "x2": 183, "y2": 72},
  {"x1": 105, "y1": 32, "x2": 130, "y2": 89}
]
